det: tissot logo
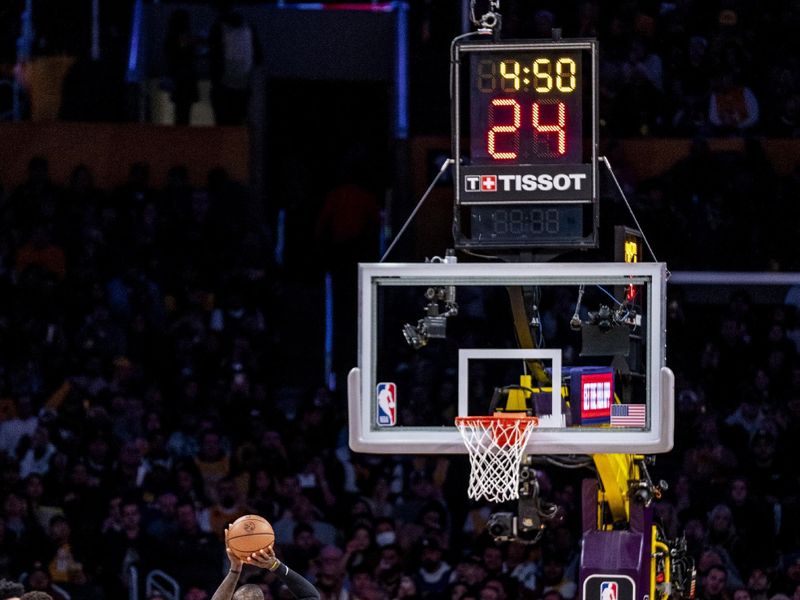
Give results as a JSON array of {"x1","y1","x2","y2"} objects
[
  {"x1": 465, "y1": 173, "x2": 587, "y2": 192},
  {"x1": 465, "y1": 176, "x2": 481, "y2": 191}
]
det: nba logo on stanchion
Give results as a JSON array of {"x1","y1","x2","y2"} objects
[
  {"x1": 376, "y1": 383, "x2": 397, "y2": 426},
  {"x1": 600, "y1": 582, "x2": 618, "y2": 600}
]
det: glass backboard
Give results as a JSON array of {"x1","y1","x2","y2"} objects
[{"x1": 348, "y1": 262, "x2": 673, "y2": 455}]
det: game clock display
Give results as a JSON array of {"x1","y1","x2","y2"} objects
[
  {"x1": 470, "y1": 51, "x2": 583, "y2": 164},
  {"x1": 452, "y1": 40, "x2": 598, "y2": 250}
]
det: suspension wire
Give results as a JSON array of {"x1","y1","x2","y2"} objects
[
  {"x1": 599, "y1": 156, "x2": 665, "y2": 273},
  {"x1": 380, "y1": 158, "x2": 454, "y2": 263}
]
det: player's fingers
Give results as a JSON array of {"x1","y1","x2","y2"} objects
[
  {"x1": 248, "y1": 550, "x2": 271, "y2": 567},
  {"x1": 254, "y1": 549, "x2": 269, "y2": 562}
]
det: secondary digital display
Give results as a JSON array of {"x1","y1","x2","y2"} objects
[
  {"x1": 469, "y1": 204, "x2": 584, "y2": 244},
  {"x1": 470, "y1": 51, "x2": 583, "y2": 165}
]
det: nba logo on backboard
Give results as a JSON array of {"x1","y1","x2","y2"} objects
[
  {"x1": 376, "y1": 383, "x2": 397, "y2": 426},
  {"x1": 600, "y1": 581, "x2": 618, "y2": 600}
]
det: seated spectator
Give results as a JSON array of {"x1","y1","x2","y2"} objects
[
  {"x1": 279, "y1": 522, "x2": 322, "y2": 579},
  {"x1": 481, "y1": 546, "x2": 506, "y2": 581},
  {"x1": 415, "y1": 537, "x2": 451, "y2": 598},
  {"x1": 698, "y1": 547, "x2": 743, "y2": 591},
  {"x1": 183, "y1": 587, "x2": 209, "y2": 600},
  {"x1": 173, "y1": 462, "x2": 210, "y2": 511},
  {"x1": 709, "y1": 74, "x2": 759, "y2": 134},
  {"x1": 341, "y1": 521, "x2": 377, "y2": 574},
  {"x1": 726, "y1": 477, "x2": 776, "y2": 572},
  {"x1": 507, "y1": 543, "x2": 541, "y2": 595},
  {"x1": 374, "y1": 543, "x2": 404, "y2": 599},
  {"x1": 395, "y1": 575, "x2": 421, "y2": 600},
  {"x1": 450, "y1": 555, "x2": 487, "y2": 590},
  {"x1": 163, "y1": 501, "x2": 224, "y2": 594},
  {"x1": 747, "y1": 568, "x2": 772, "y2": 600},
  {"x1": 0, "y1": 397, "x2": 39, "y2": 459},
  {"x1": 705, "y1": 506, "x2": 746, "y2": 583},
  {"x1": 145, "y1": 490, "x2": 179, "y2": 541},
  {"x1": 22, "y1": 475, "x2": 62, "y2": 533},
  {"x1": 193, "y1": 430, "x2": 231, "y2": 502},
  {"x1": 622, "y1": 37, "x2": 665, "y2": 117},
  {"x1": 107, "y1": 439, "x2": 147, "y2": 496},
  {"x1": 479, "y1": 579, "x2": 508, "y2": 600},
  {"x1": 273, "y1": 494, "x2": 337, "y2": 547},
  {"x1": 14, "y1": 227, "x2": 66, "y2": 281},
  {"x1": 539, "y1": 556, "x2": 576, "y2": 600},
  {"x1": 205, "y1": 476, "x2": 249, "y2": 539},
  {"x1": 246, "y1": 467, "x2": 281, "y2": 523},
  {"x1": 699, "y1": 565, "x2": 731, "y2": 600},
  {"x1": 349, "y1": 564, "x2": 382, "y2": 600},
  {"x1": 365, "y1": 476, "x2": 395, "y2": 520},
  {"x1": 312, "y1": 545, "x2": 347, "y2": 600},
  {"x1": 374, "y1": 518, "x2": 398, "y2": 549},
  {"x1": 100, "y1": 499, "x2": 157, "y2": 598},
  {"x1": 731, "y1": 588, "x2": 751, "y2": 600},
  {"x1": 6, "y1": 157, "x2": 59, "y2": 228},
  {"x1": 46, "y1": 514, "x2": 101, "y2": 598},
  {"x1": 22, "y1": 564, "x2": 69, "y2": 600},
  {"x1": 3, "y1": 490, "x2": 48, "y2": 568}
]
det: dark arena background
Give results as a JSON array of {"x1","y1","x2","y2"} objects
[{"x1": 0, "y1": 1, "x2": 799, "y2": 600}]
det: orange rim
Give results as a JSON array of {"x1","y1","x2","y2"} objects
[{"x1": 455, "y1": 416, "x2": 538, "y2": 427}]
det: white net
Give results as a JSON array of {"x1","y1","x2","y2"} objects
[{"x1": 455, "y1": 416, "x2": 537, "y2": 503}]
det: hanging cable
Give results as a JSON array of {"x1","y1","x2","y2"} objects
[
  {"x1": 380, "y1": 158, "x2": 454, "y2": 263},
  {"x1": 599, "y1": 156, "x2": 666, "y2": 278}
]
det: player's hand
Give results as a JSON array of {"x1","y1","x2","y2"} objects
[
  {"x1": 247, "y1": 545, "x2": 279, "y2": 571},
  {"x1": 224, "y1": 526, "x2": 244, "y2": 571}
]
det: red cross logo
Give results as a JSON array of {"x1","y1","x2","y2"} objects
[{"x1": 480, "y1": 175, "x2": 497, "y2": 192}]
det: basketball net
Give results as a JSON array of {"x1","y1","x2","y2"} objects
[{"x1": 455, "y1": 414, "x2": 538, "y2": 503}]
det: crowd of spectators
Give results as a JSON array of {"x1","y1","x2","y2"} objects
[
  {"x1": 0, "y1": 150, "x2": 798, "y2": 600},
  {"x1": 0, "y1": 2, "x2": 799, "y2": 600}
]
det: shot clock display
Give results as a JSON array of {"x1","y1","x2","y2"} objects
[
  {"x1": 470, "y1": 51, "x2": 583, "y2": 164},
  {"x1": 452, "y1": 40, "x2": 599, "y2": 250}
]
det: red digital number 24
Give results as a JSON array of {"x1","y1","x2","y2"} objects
[{"x1": 488, "y1": 99, "x2": 567, "y2": 159}]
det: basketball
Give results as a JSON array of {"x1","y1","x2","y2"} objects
[{"x1": 226, "y1": 515, "x2": 275, "y2": 560}]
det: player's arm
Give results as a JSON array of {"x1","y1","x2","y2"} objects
[
  {"x1": 212, "y1": 527, "x2": 244, "y2": 600},
  {"x1": 248, "y1": 547, "x2": 320, "y2": 600}
]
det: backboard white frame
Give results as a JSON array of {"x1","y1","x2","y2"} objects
[{"x1": 348, "y1": 262, "x2": 673, "y2": 455}]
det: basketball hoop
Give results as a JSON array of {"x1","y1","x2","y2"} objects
[{"x1": 455, "y1": 414, "x2": 538, "y2": 503}]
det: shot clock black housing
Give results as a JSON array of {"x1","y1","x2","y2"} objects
[{"x1": 452, "y1": 39, "x2": 599, "y2": 250}]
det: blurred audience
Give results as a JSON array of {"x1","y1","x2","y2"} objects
[{"x1": 0, "y1": 2, "x2": 799, "y2": 600}]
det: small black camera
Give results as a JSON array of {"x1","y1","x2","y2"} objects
[{"x1": 486, "y1": 512, "x2": 517, "y2": 541}]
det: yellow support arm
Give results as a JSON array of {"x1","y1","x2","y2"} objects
[{"x1": 592, "y1": 453, "x2": 642, "y2": 526}]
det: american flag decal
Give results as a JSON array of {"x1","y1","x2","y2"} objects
[{"x1": 610, "y1": 404, "x2": 646, "y2": 427}]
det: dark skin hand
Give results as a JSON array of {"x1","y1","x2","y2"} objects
[{"x1": 211, "y1": 526, "x2": 278, "y2": 600}]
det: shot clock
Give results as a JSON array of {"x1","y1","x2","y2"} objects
[{"x1": 452, "y1": 40, "x2": 599, "y2": 249}]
